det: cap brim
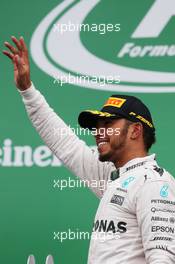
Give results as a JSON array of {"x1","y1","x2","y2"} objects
[{"x1": 78, "y1": 110, "x2": 119, "y2": 130}]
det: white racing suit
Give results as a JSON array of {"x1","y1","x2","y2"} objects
[{"x1": 20, "y1": 83, "x2": 175, "y2": 264}]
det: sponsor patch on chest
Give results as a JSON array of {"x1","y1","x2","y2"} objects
[{"x1": 110, "y1": 194, "x2": 125, "y2": 206}]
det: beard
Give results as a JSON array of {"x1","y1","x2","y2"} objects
[
  {"x1": 98, "y1": 123, "x2": 129, "y2": 163},
  {"x1": 99, "y1": 149, "x2": 115, "y2": 162}
]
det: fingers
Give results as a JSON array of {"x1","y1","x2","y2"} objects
[
  {"x1": 3, "y1": 36, "x2": 25, "y2": 56},
  {"x1": 2, "y1": 50, "x2": 18, "y2": 73},
  {"x1": 19, "y1": 36, "x2": 27, "y2": 52},
  {"x1": 2, "y1": 50, "x2": 14, "y2": 61},
  {"x1": 4, "y1": 41, "x2": 18, "y2": 54},
  {"x1": 3, "y1": 36, "x2": 29, "y2": 68},
  {"x1": 11, "y1": 36, "x2": 22, "y2": 51},
  {"x1": 19, "y1": 36, "x2": 29, "y2": 63}
]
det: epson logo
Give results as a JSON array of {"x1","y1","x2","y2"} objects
[{"x1": 152, "y1": 226, "x2": 174, "y2": 234}]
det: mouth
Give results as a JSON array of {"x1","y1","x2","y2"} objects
[
  {"x1": 98, "y1": 141, "x2": 108, "y2": 147},
  {"x1": 96, "y1": 140, "x2": 109, "y2": 152},
  {"x1": 96, "y1": 138, "x2": 109, "y2": 145}
]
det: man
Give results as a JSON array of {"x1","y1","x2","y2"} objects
[{"x1": 3, "y1": 36, "x2": 175, "y2": 264}]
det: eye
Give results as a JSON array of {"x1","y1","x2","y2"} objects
[
  {"x1": 104, "y1": 119, "x2": 113, "y2": 126},
  {"x1": 96, "y1": 119, "x2": 114, "y2": 129}
]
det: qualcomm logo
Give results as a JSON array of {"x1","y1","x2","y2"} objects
[{"x1": 30, "y1": 0, "x2": 175, "y2": 93}]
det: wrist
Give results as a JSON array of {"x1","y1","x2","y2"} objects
[
  {"x1": 18, "y1": 81, "x2": 34, "y2": 94},
  {"x1": 17, "y1": 80, "x2": 32, "y2": 91}
]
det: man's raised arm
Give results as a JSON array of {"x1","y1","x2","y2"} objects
[{"x1": 2, "y1": 36, "x2": 115, "y2": 198}]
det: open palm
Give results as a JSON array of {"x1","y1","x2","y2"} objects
[{"x1": 3, "y1": 36, "x2": 31, "y2": 90}]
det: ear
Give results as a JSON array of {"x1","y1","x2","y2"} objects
[{"x1": 130, "y1": 123, "x2": 143, "y2": 140}]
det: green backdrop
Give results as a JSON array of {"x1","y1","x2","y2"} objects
[{"x1": 0, "y1": 0, "x2": 175, "y2": 263}]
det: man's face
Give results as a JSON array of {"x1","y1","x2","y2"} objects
[{"x1": 94, "y1": 118, "x2": 131, "y2": 163}]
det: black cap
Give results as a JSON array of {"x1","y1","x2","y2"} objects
[{"x1": 78, "y1": 95, "x2": 155, "y2": 132}]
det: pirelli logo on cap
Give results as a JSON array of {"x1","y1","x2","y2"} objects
[{"x1": 104, "y1": 97, "x2": 126, "y2": 108}]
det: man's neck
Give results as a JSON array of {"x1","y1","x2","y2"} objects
[{"x1": 114, "y1": 150, "x2": 148, "y2": 169}]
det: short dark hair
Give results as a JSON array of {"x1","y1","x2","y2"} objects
[{"x1": 142, "y1": 125, "x2": 156, "y2": 151}]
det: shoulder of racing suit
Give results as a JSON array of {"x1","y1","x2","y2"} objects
[{"x1": 117, "y1": 162, "x2": 175, "y2": 214}]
